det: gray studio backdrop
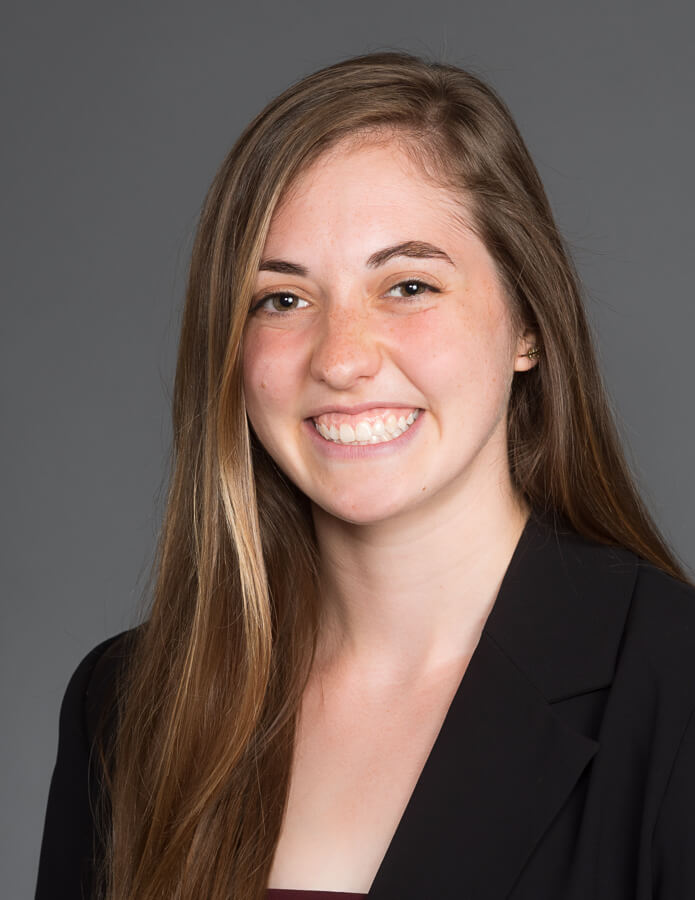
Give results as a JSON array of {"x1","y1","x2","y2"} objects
[{"x1": 3, "y1": 1, "x2": 693, "y2": 896}]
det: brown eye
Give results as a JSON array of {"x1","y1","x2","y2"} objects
[
  {"x1": 385, "y1": 279, "x2": 440, "y2": 299},
  {"x1": 252, "y1": 292, "x2": 309, "y2": 314}
]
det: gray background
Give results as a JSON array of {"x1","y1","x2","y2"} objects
[{"x1": 2, "y1": 1, "x2": 693, "y2": 895}]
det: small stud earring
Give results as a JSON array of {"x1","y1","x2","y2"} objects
[{"x1": 525, "y1": 346, "x2": 541, "y2": 360}]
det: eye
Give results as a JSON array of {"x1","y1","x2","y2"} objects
[
  {"x1": 385, "y1": 279, "x2": 440, "y2": 300},
  {"x1": 250, "y1": 278, "x2": 441, "y2": 316},
  {"x1": 251, "y1": 291, "x2": 310, "y2": 315}
]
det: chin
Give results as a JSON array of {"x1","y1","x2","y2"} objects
[{"x1": 310, "y1": 486, "x2": 417, "y2": 526}]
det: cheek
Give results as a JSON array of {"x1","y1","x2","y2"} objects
[
  {"x1": 242, "y1": 327, "x2": 304, "y2": 420},
  {"x1": 391, "y1": 305, "x2": 513, "y2": 412},
  {"x1": 389, "y1": 307, "x2": 481, "y2": 393}
]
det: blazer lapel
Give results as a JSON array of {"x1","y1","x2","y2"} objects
[{"x1": 367, "y1": 512, "x2": 638, "y2": 900}]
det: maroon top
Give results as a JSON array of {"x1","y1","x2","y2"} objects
[{"x1": 266, "y1": 891, "x2": 367, "y2": 898}]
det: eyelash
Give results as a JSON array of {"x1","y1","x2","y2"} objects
[{"x1": 250, "y1": 279, "x2": 441, "y2": 316}]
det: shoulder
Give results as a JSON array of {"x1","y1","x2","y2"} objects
[
  {"x1": 632, "y1": 558, "x2": 695, "y2": 620},
  {"x1": 60, "y1": 627, "x2": 141, "y2": 749},
  {"x1": 36, "y1": 630, "x2": 141, "y2": 897},
  {"x1": 621, "y1": 560, "x2": 695, "y2": 702},
  {"x1": 621, "y1": 565, "x2": 695, "y2": 881}
]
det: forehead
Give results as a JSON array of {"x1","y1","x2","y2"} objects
[{"x1": 263, "y1": 141, "x2": 474, "y2": 259}]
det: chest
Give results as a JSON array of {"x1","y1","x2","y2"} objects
[{"x1": 267, "y1": 667, "x2": 466, "y2": 893}]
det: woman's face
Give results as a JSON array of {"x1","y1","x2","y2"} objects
[{"x1": 242, "y1": 140, "x2": 536, "y2": 525}]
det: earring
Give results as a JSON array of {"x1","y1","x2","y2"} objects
[{"x1": 525, "y1": 346, "x2": 541, "y2": 360}]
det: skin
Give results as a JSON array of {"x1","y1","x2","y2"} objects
[{"x1": 243, "y1": 138, "x2": 538, "y2": 679}]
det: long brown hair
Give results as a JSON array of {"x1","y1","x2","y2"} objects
[{"x1": 97, "y1": 50, "x2": 689, "y2": 900}]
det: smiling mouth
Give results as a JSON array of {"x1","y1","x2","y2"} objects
[{"x1": 311, "y1": 408, "x2": 421, "y2": 445}]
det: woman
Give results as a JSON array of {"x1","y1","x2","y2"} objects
[{"x1": 36, "y1": 50, "x2": 695, "y2": 900}]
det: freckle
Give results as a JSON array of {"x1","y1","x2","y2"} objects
[
  {"x1": 421, "y1": 486, "x2": 427, "y2": 492},
  {"x1": 261, "y1": 380, "x2": 267, "y2": 389}
]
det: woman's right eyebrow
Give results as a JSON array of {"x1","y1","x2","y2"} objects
[{"x1": 258, "y1": 240, "x2": 455, "y2": 276}]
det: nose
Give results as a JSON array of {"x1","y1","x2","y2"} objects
[{"x1": 309, "y1": 306, "x2": 382, "y2": 390}]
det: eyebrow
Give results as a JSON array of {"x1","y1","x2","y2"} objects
[{"x1": 258, "y1": 240, "x2": 455, "y2": 276}]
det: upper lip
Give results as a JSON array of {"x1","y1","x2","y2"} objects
[{"x1": 306, "y1": 402, "x2": 422, "y2": 418}]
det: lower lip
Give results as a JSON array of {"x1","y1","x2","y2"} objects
[{"x1": 303, "y1": 411, "x2": 425, "y2": 460}]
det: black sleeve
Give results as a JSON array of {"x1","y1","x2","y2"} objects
[
  {"x1": 35, "y1": 634, "x2": 124, "y2": 900},
  {"x1": 652, "y1": 707, "x2": 695, "y2": 898}
]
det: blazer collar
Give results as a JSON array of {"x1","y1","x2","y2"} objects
[
  {"x1": 368, "y1": 511, "x2": 638, "y2": 900},
  {"x1": 484, "y1": 510, "x2": 639, "y2": 701}
]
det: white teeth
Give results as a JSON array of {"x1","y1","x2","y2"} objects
[
  {"x1": 313, "y1": 409, "x2": 421, "y2": 445},
  {"x1": 355, "y1": 421, "x2": 371, "y2": 441}
]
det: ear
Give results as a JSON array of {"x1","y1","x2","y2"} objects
[{"x1": 513, "y1": 327, "x2": 541, "y2": 372}]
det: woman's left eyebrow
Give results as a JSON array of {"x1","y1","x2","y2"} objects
[{"x1": 258, "y1": 240, "x2": 455, "y2": 276}]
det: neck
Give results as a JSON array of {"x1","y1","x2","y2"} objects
[{"x1": 311, "y1": 472, "x2": 529, "y2": 687}]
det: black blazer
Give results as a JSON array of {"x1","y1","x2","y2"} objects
[{"x1": 36, "y1": 512, "x2": 695, "y2": 899}]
